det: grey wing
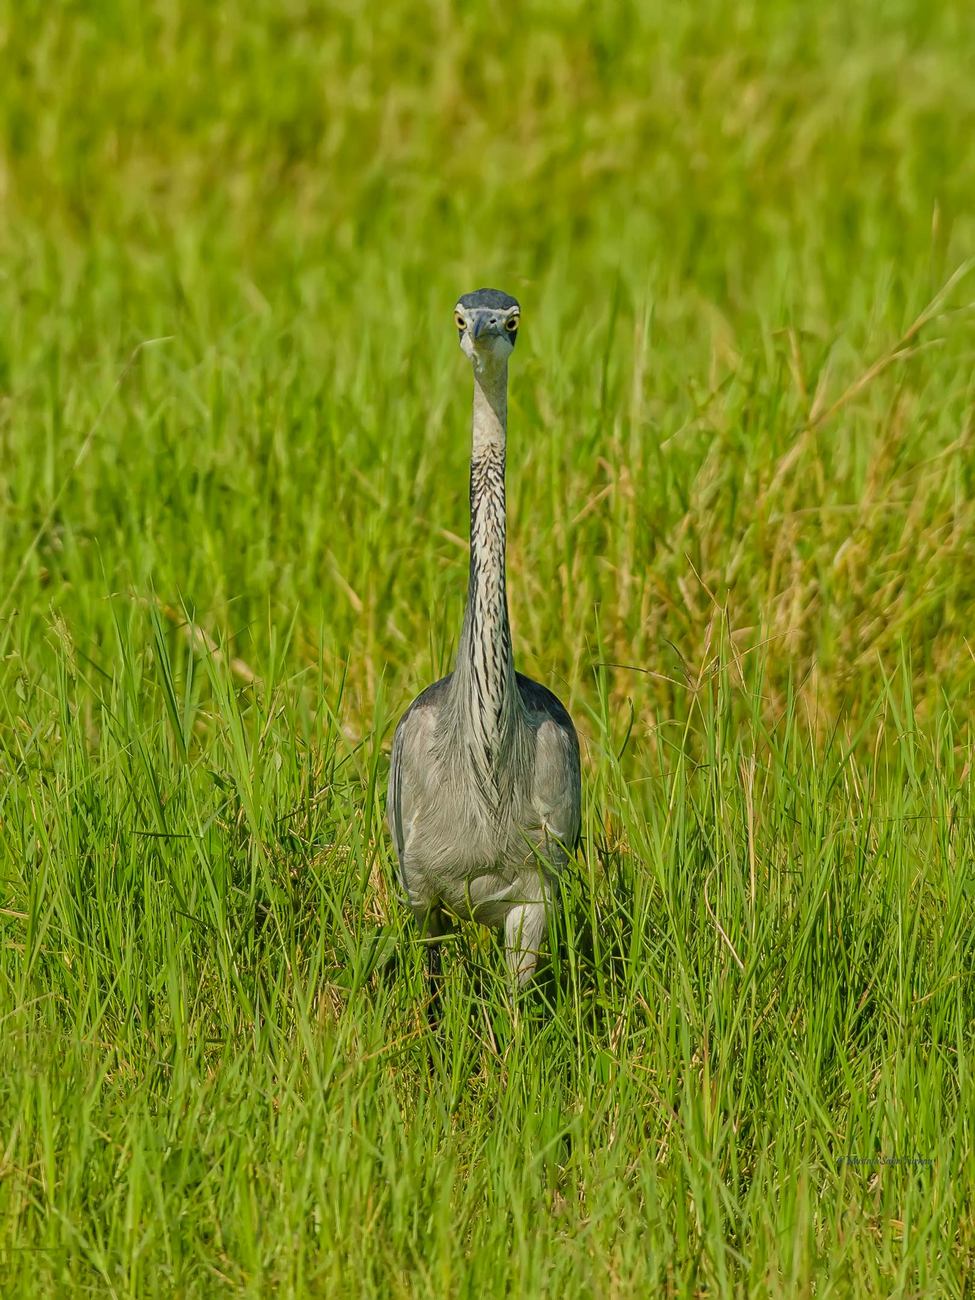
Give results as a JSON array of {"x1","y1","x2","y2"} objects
[
  {"x1": 518, "y1": 675, "x2": 582, "y2": 855},
  {"x1": 387, "y1": 677, "x2": 451, "y2": 885}
]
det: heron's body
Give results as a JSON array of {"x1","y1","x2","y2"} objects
[
  {"x1": 390, "y1": 672, "x2": 578, "y2": 930},
  {"x1": 387, "y1": 288, "x2": 581, "y2": 984}
]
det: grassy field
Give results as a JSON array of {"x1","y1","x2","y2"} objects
[{"x1": 2, "y1": 0, "x2": 975, "y2": 1294}]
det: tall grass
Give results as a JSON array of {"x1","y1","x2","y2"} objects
[{"x1": 1, "y1": 0, "x2": 974, "y2": 1293}]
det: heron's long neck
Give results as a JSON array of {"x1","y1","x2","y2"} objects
[{"x1": 455, "y1": 363, "x2": 518, "y2": 763}]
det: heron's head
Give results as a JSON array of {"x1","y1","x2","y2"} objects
[{"x1": 454, "y1": 288, "x2": 520, "y2": 372}]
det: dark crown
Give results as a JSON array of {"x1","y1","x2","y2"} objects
[{"x1": 457, "y1": 288, "x2": 520, "y2": 312}]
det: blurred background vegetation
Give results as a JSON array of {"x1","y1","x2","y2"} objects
[{"x1": 3, "y1": 0, "x2": 974, "y2": 736}]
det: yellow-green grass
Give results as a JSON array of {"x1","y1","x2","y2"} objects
[{"x1": 1, "y1": 1, "x2": 974, "y2": 1294}]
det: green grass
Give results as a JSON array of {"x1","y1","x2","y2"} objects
[{"x1": 2, "y1": 0, "x2": 975, "y2": 1293}]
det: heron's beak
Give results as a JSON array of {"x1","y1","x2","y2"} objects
[{"x1": 471, "y1": 314, "x2": 502, "y2": 342}]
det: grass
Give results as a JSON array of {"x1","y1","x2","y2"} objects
[{"x1": 2, "y1": 0, "x2": 975, "y2": 1293}]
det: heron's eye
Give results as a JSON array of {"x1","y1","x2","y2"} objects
[
  {"x1": 505, "y1": 316, "x2": 519, "y2": 332},
  {"x1": 454, "y1": 311, "x2": 466, "y2": 331}
]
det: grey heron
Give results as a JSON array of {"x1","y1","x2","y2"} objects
[{"x1": 387, "y1": 288, "x2": 581, "y2": 999}]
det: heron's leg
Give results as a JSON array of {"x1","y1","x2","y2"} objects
[
  {"x1": 414, "y1": 903, "x2": 451, "y2": 1025},
  {"x1": 504, "y1": 900, "x2": 549, "y2": 987}
]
